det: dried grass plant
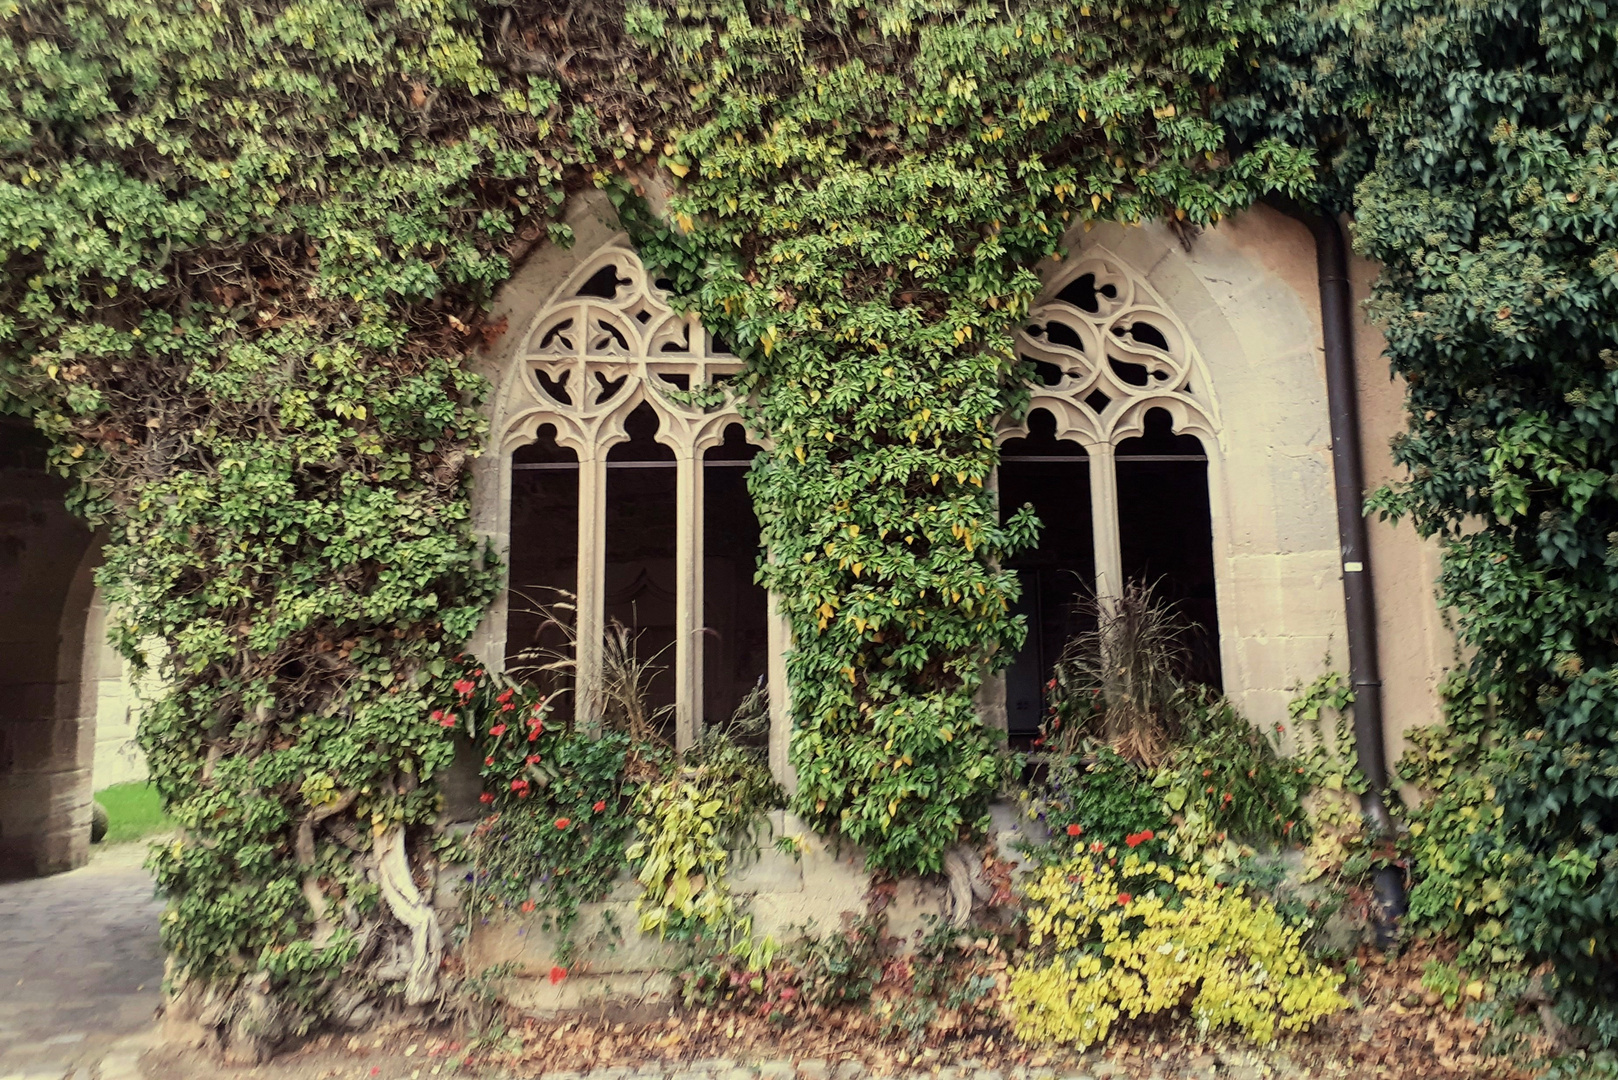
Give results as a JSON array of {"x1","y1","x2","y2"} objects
[
  {"x1": 507, "y1": 587, "x2": 674, "y2": 747},
  {"x1": 1055, "y1": 580, "x2": 1195, "y2": 767}
]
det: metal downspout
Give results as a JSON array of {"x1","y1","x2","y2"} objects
[{"x1": 1269, "y1": 199, "x2": 1408, "y2": 935}]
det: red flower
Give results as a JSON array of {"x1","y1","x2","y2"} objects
[
  {"x1": 548, "y1": 965, "x2": 567, "y2": 985},
  {"x1": 526, "y1": 754, "x2": 541, "y2": 764},
  {"x1": 1090, "y1": 841, "x2": 1105, "y2": 854},
  {"x1": 1032, "y1": 737, "x2": 1045, "y2": 748},
  {"x1": 474, "y1": 668, "x2": 484, "y2": 677},
  {"x1": 453, "y1": 678, "x2": 476, "y2": 697},
  {"x1": 593, "y1": 800, "x2": 607, "y2": 813},
  {"x1": 528, "y1": 729, "x2": 540, "y2": 742},
  {"x1": 1140, "y1": 829, "x2": 1154, "y2": 842},
  {"x1": 479, "y1": 792, "x2": 494, "y2": 804},
  {"x1": 1117, "y1": 892, "x2": 1132, "y2": 906},
  {"x1": 1066, "y1": 823, "x2": 1083, "y2": 837},
  {"x1": 501, "y1": 702, "x2": 515, "y2": 712},
  {"x1": 484, "y1": 756, "x2": 495, "y2": 766},
  {"x1": 431, "y1": 710, "x2": 443, "y2": 721},
  {"x1": 439, "y1": 713, "x2": 457, "y2": 728},
  {"x1": 555, "y1": 817, "x2": 570, "y2": 830},
  {"x1": 520, "y1": 899, "x2": 536, "y2": 913},
  {"x1": 489, "y1": 724, "x2": 507, "y2": 737},
  {"x1": 510, "y1": 778, "x2": 529, "y2": 792},
  {"x1": 496, "y1": 689, "x2": 514, "y2": 704},
  {"x1": 1126, "y1": 832, "x2": 1144, "y2": 848}
]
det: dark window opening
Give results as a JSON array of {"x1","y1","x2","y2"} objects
[
  {"x1": 1108, "y1": 355, "x2": 1151, "y2": 387},
  {"x1": 538, "y1": 318, "x2": 576, "y2": 352},
  {"x1": 605, "y1": 402, "x2": 678, "y2": 735},
  {"x1": 596, "y1": 319, "x2": 630, "y2": 352},
  {"x1": 507, "y1": 425, "x2": 579, "y2": 698},
  {"x1": 578, "y1": 264, "x2": 627, "y2": 299},
  {"x1": 1030, "y1": 358, "x2": 1064, "y2": 386},
  {"x1": 594, "y1": 371, "x2": 628, "y2": 405},
  {"x1": 1055, "y1": 272, "x2": 1117, "y2": 313},
  {"x1": 535, "y1": 368, "x2": 573, "y2": 404},
  {"x1": 704, "y1": 423, "x2": 769, "y2": 740},
  {"x1": 1116, "y1": 409, "x2": 1221, "y2": 689},
  {"x1": 1124, "y1": 320, "x2": 1170, "y2": 351},
  {"x1": 1045, "y1": 320, "x2": 1084, "y2": 351},
  {"x1": 1000, "y1": 409, "x2": 1095, "y2": 741}
]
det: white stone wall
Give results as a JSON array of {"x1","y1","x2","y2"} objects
[{"x1": 82, "y1": 590, "x2": 147, "y2": 791}]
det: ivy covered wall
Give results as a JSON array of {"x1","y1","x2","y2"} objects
[{"x1": 4, "y1": 0, "x2": 1616, "y2": 1051}]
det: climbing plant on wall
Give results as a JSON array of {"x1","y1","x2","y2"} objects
[
  {"x1": 1225, "y1": 0, "x2": 1618, "y2": 1037},
  {"x1": 0, "y1": 0, "x2": 1313, "y2": 1040},
  {"x1": 623, "y1": 0, "x2": 1311, "y2": 873},
  {"x1": 0, "y1": 0, "x2": 665, "y2": 1053}
]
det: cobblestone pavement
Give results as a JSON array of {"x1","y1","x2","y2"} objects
[{"x1": 0, "y1": 842, "x2": 165, "y2": 1080}]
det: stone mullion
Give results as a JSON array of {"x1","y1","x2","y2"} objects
[
  {"x1": 674, "y1": 446, "x2": 703, "y2": 752},
  {"x1": 1089, "y1": 441, "x2": 1123, "y2": 604},
  {"x1": 574, "y1": 447, "x2": 608, "y2": 733}
]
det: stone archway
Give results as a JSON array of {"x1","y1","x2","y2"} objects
[{"x1": 0, "y1": 419, "x2": 97, "y2": 879}]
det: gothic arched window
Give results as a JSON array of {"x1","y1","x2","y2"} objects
[
  {"x1": 503, "y1": 242, "x2": 772, "y2": 750},
  {"x1": 998, "y1": 251, "x2": 1221, "y2": 736}
]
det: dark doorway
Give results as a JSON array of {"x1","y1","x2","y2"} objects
[
  {"x1": 0, "y1": 420, "x2": 96, "y2": 878},
  {"x1": 703, "y1": 424, "x2": 769, "y2": 733},
  {"x1": 506, "y1": 424, "x2": 579, "y2": 696},
  {"x1": 1116, "y1": 408, "x2": 1221, "y2": 688},
  {"x1": 999, "y1": 409, "x2": 1095, "y2": 739}
]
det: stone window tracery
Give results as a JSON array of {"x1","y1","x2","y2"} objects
[
  {"x1": 505, "y1": 242, "x2": 769, "y2": 752},
  {"x1": 996, "y1": 249, "x2": 1221, "y2": 734},
  {"x1": 1003, "y1": 249, "x2": 1217, "y2": 601},
  {"x1": 500, "y1": 240, "x2": 1221, "y2": 751}
]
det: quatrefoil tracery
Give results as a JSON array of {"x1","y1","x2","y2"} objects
[
  {"x1": 515, "y1": 243, "x2": 743, "y2": 454},
  {"x1": 509, "y1": 243, "x2": 1209, "y2": 456}
]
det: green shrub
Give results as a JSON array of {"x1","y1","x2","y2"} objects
[
  {"x1": 1396, "y1": 673, "x2": 1523, "y2": 969},
  {"x1": 1036, "y1": 745, "x2": 1171, "y2": 862},
  {"x1": 1009, "y1": 848, "x2": 1346, "y2": 1048},
  {"x1": 1153, "y1": 698, "x2": 1311, "y2": 855},
  {"x1": 450, "y1": 661, "x2": 638, "y2": 954},
  {"x1": 1225, "y1": 0, "x2": 1618, "y2": 1030},
  {"x1": 626, "y1": 694, "x2": 785, "y2": 940}
]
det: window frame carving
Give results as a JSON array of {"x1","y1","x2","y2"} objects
[
  {"x1": 499, "y1": 241, "x2": 787, "y2": 760},
  {"x1": 998, "y1": 247, "x2": 1220, "y2": 602}
]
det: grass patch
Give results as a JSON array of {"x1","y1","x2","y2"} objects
[{"x1": 94, "y1": 780, "x2": 173, "y2": 844}]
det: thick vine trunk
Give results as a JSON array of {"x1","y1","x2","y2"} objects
[{"x1": 372, "y1": 821, "x2": 444, "y2": 1007}]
